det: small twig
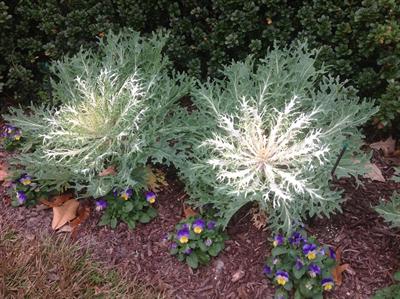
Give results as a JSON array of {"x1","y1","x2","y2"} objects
[{"x1": 331, "y1": 143, "x2": 348, "y2": 179}]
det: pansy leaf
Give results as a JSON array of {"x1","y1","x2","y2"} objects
[
  {"x1": 110, "y1": 217, "x2": 118, "y2": 229},
  {"x1": 272, "y1": 247, "x2": 288, "y2": 256},
  {"x1": 283, "y1": 280, "x2": 293, "y2": 291},
  {"x1": 170, "y1": 248, "x2": 178, "y2": 255},
  {"x1": 177, "y1": 254, "x2": 185, "y2": 262},
  {"x1": 136, "y1": 201, "x2": 144, "y2": 210},
  {"x1": 186, "y1": 253, "x2": 199, "y2": 269},
  {"x1": 124, "y1": 201, "x2": 134, "y2": 212},
  {"x1": 274, "y1": 289, "x2": 288, "y2": 299},
  {"x1": 126, "y1": 218, "x2": 136, "y2": 229},
  {"x1": 147, "y1": 207, "x2": 157, "y2": 218},
  {"x1": 139, "y1": 213, "x2": 151, "y2": 223},
  {"x1": 208, "y1": 243, "x2": 222, "y2": 257},
  {"x1": 293, "y1": 266, "x2": 306, "y2": 279},
  {"x1": 198, "y1": 241, "x2": 208, "y2": 252},
  {"x1": 197, "y1": 251, "x2": 210, "y2": 264},
  {"x1": 98, "y1": 215, "x2": 109, "y2": 226}
]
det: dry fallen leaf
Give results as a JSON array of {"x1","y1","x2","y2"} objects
[
  {"x1": 250, "y1": 205, "x2": 267, "y2": 230},
  {"x1": 370, "y1": 137, "x2": 396, "y2": 157},
  {"x1": 98, "y1": 165, "x2": 117, "y2": 177},
  {"x1": 0, "y1": 161, "x2": 9, "y2": 182},
  {"x1": 41, "y1": 193, "x2": 74, "y2": 208},
  {"x1": 146, "y1": 166, "x2": 168, "y2": 192},
  {"x1": 364, "y1": 163, "x2": 386, "y2": 182},
  {"x1": 183, "y1": 204, "x2": 198, "y2": 218},
  {"x1": 52, "y1": 198, "x2": 79, "y2": 230},
  {"x1": 331, "y1": 248, "x2": 355, "y2": 286},
  {"x1": 332, "y1": 264, "x2": 351, "y2": 286},
  {"x1": 70, "y1": 202, "x2": 91, "y2": 239}
]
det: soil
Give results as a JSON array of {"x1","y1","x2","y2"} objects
[{"x1": 1, "y1": 148, "x2": 400, "y2": 299}]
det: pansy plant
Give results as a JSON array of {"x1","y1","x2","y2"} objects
[
  {"x1": 264, "y1": 230, "x2": 337, "y2": 299},
  {"x1": 0, "y1": 124, "x2": 22, "y2": 150},
  {"x1": 168, "y1": 216, "x2": 227, "y2": 269},
  {"x1": 7, "y1": 173, "x2": 46, "y2": 207},
  {"x1": 98, "y1": 189, "x2": 157, "y2": 229}
]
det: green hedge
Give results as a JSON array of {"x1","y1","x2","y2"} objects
[{"x1": 1, "y1": 0, "x2": 399, "y2": 127}]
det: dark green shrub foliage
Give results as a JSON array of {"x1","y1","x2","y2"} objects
[{"x1": 1, "y1": 0, "x2": 399, "y2": 125}]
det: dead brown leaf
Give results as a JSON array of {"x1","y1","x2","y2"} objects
[
  {"x1": 364, "y1": 163, "x2": 386, "y2": 182},
  {"x1": 332, "y1": 264, "x2": 351, "y2": 286},
  {"x1": 370, "y1": 137, "x2": 396, "y2": 157},
  {"x1": 146, "y1": 166, "x2": 168, "y2": 192},
  {"x1": 52, "y1": 198, "x2": 79, "y2": 230},
  {"x1": 98, "y1": 165, "x2": 117, "y2": 177},
  {"x1": 70, "y1": 203, "x2": 91, "y2": 239},
  {"x1": 0, "y1": 161, "x2": 9, "y2": 182},
  {"x1": 331, "y1": 248, "x2": 354, "y2": 286},
  {"x1": 183, "y1": 205, "x2": 198, "y2": 218},
  {"x1": 41, "y1": 193, "x2": 73, "y2": 208},
  {"x1": 250, "y1": 205, "x2": 267, "y2": 230}
]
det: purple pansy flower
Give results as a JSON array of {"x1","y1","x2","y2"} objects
[
  {"x1": 192, "y1": 219, "x2": 205, "y2": 234},
  {"x1": 182, "y1": 223, "x2": 191, "y2": 230},
  {"x1": 145, "y1": 191, "x2": 156, "y2": 204},
  {"x1": 17, "y1": 191, "x2": 27, "y2": 204},
  {"x1": 207, "y1": 220, "x2": 216, "y2": 230},
  {"x1": 263, "y1": 265, "x2": 272, "y2": 275},
  {"x1": 308, "y1": 264, "x2": 321, "y2": 277},
  {"x1": 322, "y1": 277, "x2": 334, "y2": 291},
  {"x1": 95, "y1": 199, "x2": 108, "y2": 211},
  {"x1": 275, "y1": 270, "x2": 289, "y2": 286},
  {"x1": 303, "y1": 243, "x2": 317, "y2": 260},
  {"x1": 19, "y1": 174, "x2": 32, "y2": 186},
  {"x1": 170, "y1": 242, "x2": 178, "y2": 249},
  {"x1": 183, "y1": 248, "x2": 193, "y2": 255},
  {"x1": 13, "y1": 129, "x2": 22, "y2": 140},
  {"x1": 295, "y1": 257, "x2": 304, "y2": 270},
  {"x1": 204, "y1": 238, "x2": 213, "y2": 247},
  {"x1": 120, "y1": 188, "x2": 133, "y2": 200},
  {"x1": 177, "y1": 227, "x2": 190, "y2": 244},
  {"x1": 289, "y1": 232, "x2": 305, "y2": 246},
  {"x1": 273, "y1": 234, "x2": 284, "y2": 247},
  {"x1": 328, "y1": 247, "x2": 336, "y2": 260}
]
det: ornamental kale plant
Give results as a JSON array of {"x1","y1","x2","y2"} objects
[
  {"x1": 375, "y1": 192, "x2": 400, "y2": 228},
  {"x1": 176, "y1": 42, "x2": 378, "y2": 233},
  {"x1": 168, "y1": 217, "x2": 227, "y2": 269},
  {"x1": 264, "y1": 230, "x2": 336, "y2": 299},
  {"x1": 97, "y1": 189, "x2": 157, "y2": 229},
  {"x1": 3, "y1": 30, "x2": 191, "y2": 197}
]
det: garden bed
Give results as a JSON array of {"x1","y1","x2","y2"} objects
[{"x1": 1, "y1": 149, "x2": 400, "y2": 298}]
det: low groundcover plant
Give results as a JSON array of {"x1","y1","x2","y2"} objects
[
  {"x1": 168, "y1": 216, "x2": 227, "y2": 269},
  {"x1": 96, "y1": 189, "x2": 157, "y2": 229},
  {"x1": 264, "y1": 230, "x2": 336, "y2": 299},
  {"x1": 0, "y1": 124, "x2": 22, "y2": 151},
  {"x1": 7, "y1": 173, "x2": 52, "y2": 207}
]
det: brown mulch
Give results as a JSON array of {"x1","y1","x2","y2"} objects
[{"x1": 1, "y1": 148, "x2": 400, "y2": 298}]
